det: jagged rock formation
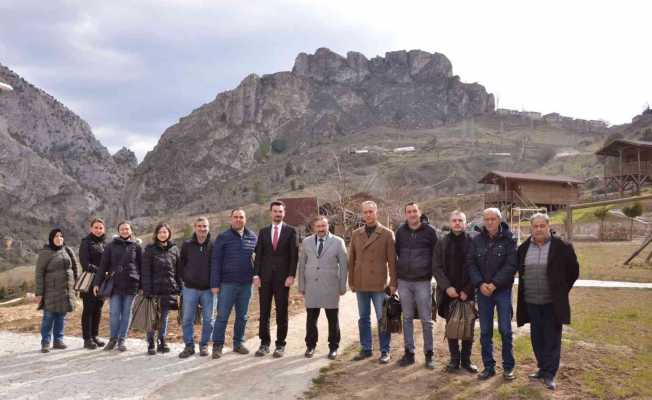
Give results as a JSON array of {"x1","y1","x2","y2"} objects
[
  {"x1": 124, "y1": 48, "x2": 495, "y2": 216},
  {"x1": 0, "y1": 63, "x2": 129, "y2": 257}
]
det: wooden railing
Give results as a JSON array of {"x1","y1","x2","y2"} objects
[
  {"x1": 484, "y1": 191, "x2": 538, "y2": 209},
  {"x1": 604, "y1": 161, "x2": 652, "y2": 177}
]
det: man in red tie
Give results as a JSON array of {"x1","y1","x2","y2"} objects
[{"x1": 253, "y1": 201, "x2": 299, "y2": 357}]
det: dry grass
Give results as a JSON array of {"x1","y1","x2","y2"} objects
[
  {"x1": 574, "y1": 241, "x2": 652, "y2": 282},
  {"x1": 303, "y1": 287, "x2": 652, "y2": 400}
]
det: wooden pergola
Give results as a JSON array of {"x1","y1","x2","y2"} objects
[{"x1": 595, "y1": 139, "x2": 652, "y2": 195}]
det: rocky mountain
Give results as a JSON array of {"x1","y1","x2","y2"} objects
[
  {"x1": 0, "y1": 63, "x2": 130, "y2": 264},
  {"x1": 124, "y1": 48, "x2": 495, "y2": 217}
]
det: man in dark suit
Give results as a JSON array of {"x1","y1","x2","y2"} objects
[{"x1": 253, "y1": 200, "x2": 299, "y2": 357}]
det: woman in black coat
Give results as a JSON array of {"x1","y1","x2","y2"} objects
[
  {"x1": 78, "y1": 218, "x2": 106, "y2": 349},
  {"x1": 141, "y1": 222, "x2": 181, "y2": 355},
  {"x1": 92, "y1": 221, "x2": 142, "y2": 352}
]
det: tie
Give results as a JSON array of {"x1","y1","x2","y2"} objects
[
  {"x1": 272, "y1": 225, "x2": 279, "y2": 251},
  {"x1": 317, "y1": 238, "x2": 324, "y2": 257}
]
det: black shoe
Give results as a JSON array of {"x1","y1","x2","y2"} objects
[
  {"x1": 379, "y1": 352, "x2": 391, "y2": 364},
  {"x1": 255, "y1": 345, "x2": 270, "y2": 357},
  {"x1": 529, "y1": 370, "x2": 544, "y2": 380},
  {"x1": 52, "y1": 341, "x2": 67, "y2": 350},
  {"x1": 212, "y1": 344, "x2": 223, "y2": 359},
  {"x1": 398, "y1": 351, "x2": 415, "y2": 367},
  {"x1": 328, "y1": 349, "x2": 338, "y2": 360},
  {"x1": 92, "y1": 337, "x2": 105, "y2": 347},
  {"x1": 157, "y1": 338, "x2": 170, "y2": 353},
  {"x1": 478, "y1": 368, "x2": 496, "y2": 380},
  {"x1": 446, "y1": 359, "x2": 460, "y2": 372},
  {"x1": 199, "y1": 346, "x2": 209, "y2": 357},
  {"x1": 305, "y1": 348, "x2": 316, "y2": 358},
  {"x1": 179, "y1": 345, "x2": 195, "y2": 358},
  {"x1": 104, "y1": 338, "x2": 117, "y2": 351},
  {"x1": 503, "y1": 368, "x2": 516, "y2": 381},
  {"x1": 273, "y1": 346, "x2": 285, "y2": 358},
  {"x1": 84, "y1": 339, "x2": 98, "y2": 350},
  {"x1": 425, "y1": 351, "x2": 435, "y2": 370},
  {"x1": 543, "y1": 377, "x2": 557, "y2": 391},
  {"x1": 352, "y1": 350, "x2": 373, "y2": 361},
  {"x1": 117, "y1": 339, "x2": 127, "y2": 352},
  {"x1": 41, "y1": 343, "x2": 50, "y2": 353},
  {"x1": 461, "y1": 361, "x2": 479, "y2": 373},
  {"x1": 233, "y1": 344, "x2": 250, "y2": 355}
]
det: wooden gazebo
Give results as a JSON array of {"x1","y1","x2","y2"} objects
[
  {"x1": 479, "y1": 171, "x2": 583, "y2": 212},
  {"x1": 595, "y1": 139, "x2": 652, "y2": 195}
]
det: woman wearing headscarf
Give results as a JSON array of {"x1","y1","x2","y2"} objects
[
  {"x1": 141, "y1": 222, "x2": 181, "y2": 355},
  {"x1": 35, "y1": 228, "x2": 80, "y2": 353},
  {"x1": 78, "y1": 218, "x2": 107, "y2": 349},
  {"x1": 93, "y1": 221, "x2": 142, "y2": 352}
]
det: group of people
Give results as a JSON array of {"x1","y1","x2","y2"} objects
[{"x1": 34, "y1": 199, "x2": 579, "y2": 391}]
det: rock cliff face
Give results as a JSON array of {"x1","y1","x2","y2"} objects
[
  {"x1": 0, "y1": 63, "x2": 128, "y2": 251},
  {"x1": 124, "y1": 48, "x2": 495, "y2": 216}
]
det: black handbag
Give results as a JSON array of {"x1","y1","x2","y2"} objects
[{"x1": 99, "y1": 244, "x2": 132, "y2": 299}]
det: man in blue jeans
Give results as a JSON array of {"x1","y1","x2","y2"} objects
[
  {"x1": 348, "y1": 201, "x2": 397, "y2": 364},
  {"x1": 210, "y1": 209, "x2": 258, "y2": 359},
  {"x1": 467, "y1": 208, "x2": 518, "y2": 381},
  {"x1": 178, "y1": 217, "x2": 215, "y2": 358}
]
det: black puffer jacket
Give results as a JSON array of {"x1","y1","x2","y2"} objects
[
  {"x1": 179, "y1": 233, "x2": 212, "y2": 290},
  {"x1": 141, "y1": 242, "x2": 181, "y2": 297},
  {"x1": 79, "y1": 234, "x2": 105, "y2": 273},
  {"x1": 395, "y1": 222, "x2": 438, "y2": 281},
  {"x1": 93, "y1": 236, "x2": 143, "y2": 296},
  {"x1": 466, "y1": 222, "x2": 518, "y2": 290}
]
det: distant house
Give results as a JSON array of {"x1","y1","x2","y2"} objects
[
  {"x1": 277, "y1": 197, "x2": 319, "y2": 236},
  {"x1": 595, "y1": 138, "x2": 652, "y2": 195},
  {"x1": 479, "y1": 170, "x2": 583, "y2": 212}
]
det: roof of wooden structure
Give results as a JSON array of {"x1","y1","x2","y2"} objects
[
  {"x1": 277, "y1": 197, "x2": 319, "y2": 226},
  {"x1": 595, "y1": 139, "x2": 652, "y2": 157},
  {"x1": 478, "y1": 170, "x2": 584, "y2": 185}
]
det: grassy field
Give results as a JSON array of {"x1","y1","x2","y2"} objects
[{"x1": 302, "y1": 287, "x2": 652, "y2": 400}]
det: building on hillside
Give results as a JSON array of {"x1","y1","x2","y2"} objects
[
  {"x1": 595, "y1": 138, "x2": 652, "y2": 195},
  {"x1": 277, "y1": 197, "x2": 319, "y2": 237},
  {"x1": 479, "y1": 170, "x2": 583, "y2": 213}
]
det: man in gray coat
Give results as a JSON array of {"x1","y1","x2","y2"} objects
[{"x1": 298, "y1": 215, "x2": 348, "y2": 360}]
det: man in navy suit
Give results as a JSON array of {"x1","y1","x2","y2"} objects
[{"x1": 253, "y1": 201, "x2": 299, "y2": 357}]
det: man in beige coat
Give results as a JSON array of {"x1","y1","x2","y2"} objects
[{"x1": 348, "y1": 200, "x2": 397, "y2": 364}]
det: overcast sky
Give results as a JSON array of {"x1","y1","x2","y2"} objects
[{"x1": 1, "y1": 0, "x2": 650, "y2": 161}]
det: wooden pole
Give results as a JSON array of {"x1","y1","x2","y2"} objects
[
  {"x1": 624, "y1": 234, "x2": 652, "y2": 265},
  {"x1": 565, "y1": 206, "x2": 573, "y2": 241}
]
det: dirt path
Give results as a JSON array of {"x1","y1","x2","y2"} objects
[{"x1": 0, "y1": 292, "x2": 359, "y2": 400}]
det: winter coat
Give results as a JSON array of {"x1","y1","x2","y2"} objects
[
  {"x1": 395, "y1": 222, "x2": 438, "y2": 281},
  {"x1": 210, "y1": 228, "x2": 257, "y2": 288},
  {"x1": 35, "y1": 245, "x2": 79, "y2": 313},
  {"x1": 466, "y1": 222, "x2": 518, "y2": 291},
  {"x1": 432, "y1": 231, "x2": 474, "y2": 319},
  {"x1": 79, "y1": 234, "x2": 105, "y2": 273},
  {"x1": 78, "y1": 234, "x2": 105, "y2": 300},
  {"x1": 297, "y1": 233, "x2": 348, "y2": 309},
  {"x1": 348, "y1": 223, "x2": 397, "y2": 292},
  {"x1": 141, "y1": 242, "x2": 181, "y2": 297},
  {"x1": 179, "y1": 233, "x2": 213, "y2": 290},
  {"x1": 93, "y1": 237, "x2": 143, "y2": 296},
  {"x1": 516, "y1": 235, "x2": 580, "y2": 326}
]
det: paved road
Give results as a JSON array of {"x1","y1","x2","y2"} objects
[
  {"x1": 515, "y1": 278, "x2": 652, "y2": 289},
  {"x1": 0, "y1": 292, "x2": 361, "y2": 400}
]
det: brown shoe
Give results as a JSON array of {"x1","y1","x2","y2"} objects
[{"x1": 52, "y1": 341, "x2": 67, "y2": 350}]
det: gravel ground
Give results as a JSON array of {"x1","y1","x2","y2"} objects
[{"x1": 0, "y1": 292, "x2": 360, "y2": 400}]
